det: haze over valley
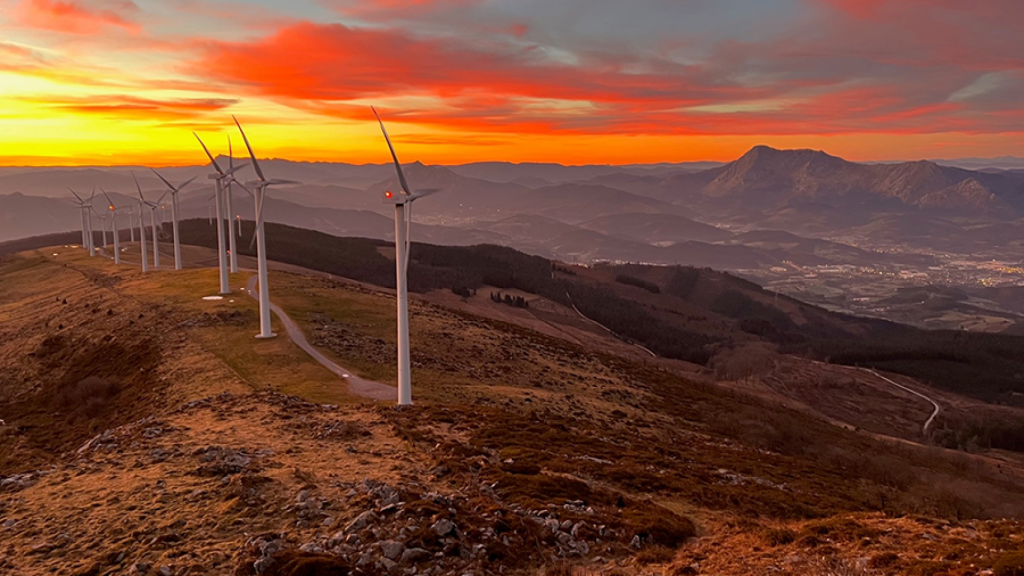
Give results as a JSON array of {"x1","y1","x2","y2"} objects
[{"x1": 5, "y1": 146, "x2": 1023, "y2": 332}]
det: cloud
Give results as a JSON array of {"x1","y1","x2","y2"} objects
[
  {"x1": 13, "y1": 0, "x2": 141, "y2": 34},
  {"x1": 22, "y1": 94, "x2": 240, "y2": 121},
  {"x1": 184, "y1": 14, "x2": 1024, "y2": 138}
]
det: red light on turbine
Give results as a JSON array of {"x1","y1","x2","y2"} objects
[
  {"x1": 384, "y1": 191, "x2": 393, "y2": 199},
  {"x1": 109, "y1": 205, "x2": 114, "y2": 211}
]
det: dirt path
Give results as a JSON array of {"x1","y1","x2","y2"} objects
[
  {"x1": 565, "y1": 292, "x2": 657, "y2": 357},
  {"x1": 244, "y1": 275, "x2": 397, "y2": 402},
  {"x1": 864, "y1": 368, "x2": 941, "y2": 433}
]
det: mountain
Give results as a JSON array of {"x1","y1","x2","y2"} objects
[
  {"x1": 934, "y1": 156, "x2": 1024, "y2": 171},
  {"x1": 0, "y1": 193, "x2": 82, "y2": 242},
  {"x1": 516, "y1": 183, "x2": 690, "y2": 224},
  {"x1": 577, "y1": 212, "x2": 733, "y2": 244},
  {"x1": 632, "y1": 145, "x2": 1024, "y2": 215},
  {"x1": 448, "y1": 161, "x2": 722, "y2": 183}
]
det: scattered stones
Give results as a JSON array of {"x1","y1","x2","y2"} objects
[
  {"x1": 431, "y1": 518, "x2": 455, "y2": 536},
  {"x1": 380, "y1": 539, "x2": 405, "y2": 560}
]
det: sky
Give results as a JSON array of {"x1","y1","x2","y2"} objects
[{"x1": 0, "y1": 0, "x2": 1022, "y2": 166}]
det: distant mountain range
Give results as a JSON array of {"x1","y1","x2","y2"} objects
[{"x1": 2, "y1": 146, "x2": 1022, "y2": 272}]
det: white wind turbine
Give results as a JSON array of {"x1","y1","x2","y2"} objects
[
  {"x1": 131, "y1": 172, "x2": 155, "y2": 272},
  {"x1": 133, "y1": 172, "x2": 162, "y2": 269},
  {"x1": 68, "y1": 188, "x2": 92, "y2": 253},
  {"x1": 150, "y1": 169, "x2": 197, "y2": 271},
  {"x1": 195, "y1": 133, "x2": 247, "y2": 294},
  {"x1": 226, "y1": 137, "x2": 240, "y2": 274},
  {"x1": 100, "y1": 188, "x2": 130, "y2": 265},
  {"x1": 372, "y1": 106, "x2": 441, "y2": 406},
  {"x1": 234, "y1": 116, "x2": 297, "y2": 339}
]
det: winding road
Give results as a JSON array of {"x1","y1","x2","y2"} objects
[
  {"x1": 865, "y1": 368, "x2": 941, "y2": 433},
  {"x1": 244, "y1": 275, "x2": 397, "y2": 401}
]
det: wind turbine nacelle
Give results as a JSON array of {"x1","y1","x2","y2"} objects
[{"x1": 382, "y1": 190, "x2": 409, "y2": 205}]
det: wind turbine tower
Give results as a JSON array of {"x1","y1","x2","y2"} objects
[
  {"x1": 372, "y1": 107, "x2": 441, "y2": 406},
  {"x1": 234, "y1": 116, "x2": 296, "y2": 339}
]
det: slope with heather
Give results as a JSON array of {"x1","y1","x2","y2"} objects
[{"x1": 4, "y1": 246, "x2": 1024, "y2": 576}]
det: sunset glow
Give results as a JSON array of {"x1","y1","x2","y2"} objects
[{"x1": 1, "y1": 0, "x2": 1021, "y2": 166}]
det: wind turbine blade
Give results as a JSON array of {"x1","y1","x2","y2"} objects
[
  {"x1": 371, "y1": 106, "x2": 411, "y2": 195},
  {"x1": 224, "y1": 162, "x2": 249, "y2": 178},
  {"x1": 233, "y1": 116, "x2": 265, "y2": 182},
  {"x1": 157, "y1": 190, "x2": 171, "y2": 204},
  {"x1": 131, "y1": 171, "x2": 147, "y2": 203},
  {"x1": 234, "y1": 181, "x2": 255, "y2": 197},
  {"x1": 411, "y1": 188, "x2": 442, "y2": 200},
  {"x1": 101, "y1": 188, "x2": 115, "y2": 207},
  {"x1": 266, "y1": 178, "x2": 298, "y2": 186},
  {"x1": 69, "y1": 188, "x2": 84, "y2": 203},
  {"x1": 89, "y1": 186, "x2": 96, "y2": 201},
  {"x1": 150, "y1": 168, "x2": 176, "y2": 191},
  {"x1": 405, "y1": 201, "x2": 412, "y2": 273},
  {"x1": 194, "y1": 133, "x2": 223, "y2": 174},
  {"x1": 175, "y1": 175, "x2": 198, "y2": 192},
  {"x1": 249, "y1": 190, "x2": 264, "y2": 251},
  {"x1": 228, "y1": 135, "x2": 233, "y2": 172}
]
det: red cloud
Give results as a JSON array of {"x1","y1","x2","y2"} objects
[
  {"x1": 24, "y1": 95, "x2": 239, "y2": 121},
  {"x1": 184, "y1": 15, "x2": 1024, "y2": 138},
  {"x1": 14, "y1": 0, "x2": 140, "y2": 34},
  {"x1": 191, "y1": 22, "x2": 763, "y2": 108}
]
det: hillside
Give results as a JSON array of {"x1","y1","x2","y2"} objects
[{"x1": 4, "y1": 244, "x2": 1024, "y2": 576}]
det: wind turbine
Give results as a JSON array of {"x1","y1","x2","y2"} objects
[
  {"x1": 195, "y1": 133, "x2": 247, "y2": 294},
  {"x1": 134, "y1": 173, "x2": 161, "y2": 268},
  {"x1": 226, "y1": 137, "x2": 240, "y2": 274},
  {"x1": 151, "y1": 169, "x2": 197, "y2": 271},
  {"x1": 372, "y1": 106, "x2": 441, "y2": 406},
  {"x1": 129, "y1": 204, "x2": 136, "y2": 242},
  {"x1": 82, "y1": 188, "x2": 98, "y2": 257},
  {"x1": 234, "y1": 116, "x2": 296, "y2": 339},
  {"x1": 100, "y1": 189, "x2": 129, "y2": 265},
  {"x1": 131, "y1": 173, "x2": 152, "y2": 272},
  {"x1": 68, "y1": 189, "x2": 91, "y2": 252}
]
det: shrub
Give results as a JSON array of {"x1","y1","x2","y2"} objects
[
  {"x1": 621, "y1": 504, "x2": 697, "y2": 548},
  {"x1": 615, "y1": 274, "x2": 661, "y2": 294},
  {"x1": 60, "y1": 376, "x2": 119, "y2": 418},
  {"x1": 995, "y1": 552, "x2": 1024, "y2": 576},
  {"x1": 764, "y1": 528, "x2": 796, "y2": 546},
  {"x1": 869, "y1": 552, "x2": 900, "y2": 569},
  {"x1": 635, "y1": 545, "x2": 676, "y2": 564}
]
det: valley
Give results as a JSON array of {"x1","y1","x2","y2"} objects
[{"x1": 3, "y1": 146, "x2": 1022, "y2": 335}]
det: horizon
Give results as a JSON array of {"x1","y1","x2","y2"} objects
[
  {"x1": 2, "y1": 1, "x2": 1023, "y2": 166},
  {"x1": 2, "y1": 144, "x2": 1023, "y2": 170}
]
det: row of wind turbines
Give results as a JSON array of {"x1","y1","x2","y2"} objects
[{"x1": 67, "y1": 110, "x2": 434, "y2": 406}]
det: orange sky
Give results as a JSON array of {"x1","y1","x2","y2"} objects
[{"x1": 0, "y1": 0, "x2": 1021, "y2": 166}]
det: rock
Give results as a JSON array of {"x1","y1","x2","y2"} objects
[
  {"x1": 299, "y1": 542, "x2": 325, "y2": 554},
  {"x1": 630, "y1": 535, "x2": 642, "y2": 549},
  {"x1": 128, "y1": 562, "x2": 150, "y2": 575},
  {"x1": 159, "y1": 566, "x2": 172, "y2": 576},
  {"x1": 345, "y1": 510, "x2": 377, "y2": 533},
  {"x1": 560, "y1": 520, "x2": 573, "y2": 532},
  {"x1": 379, "y1": 557, "x2": 399, "y2": 575},
  {"x1": 400, "y1": 547, "x2": 431, "y2": 564},
  {"x1": 253, "y1": 556, "x2": 275, "y2": 575},
  {"x1": 380, "y1": 540, "x2": 405, "y2": 560},
  {"x1": 544, "y1": 518, "x2": 560, "y2": 533},
  {"x1": 431, "y1": 518, "x2": 455, "y2": 536}
]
